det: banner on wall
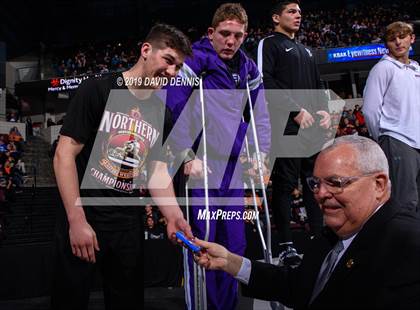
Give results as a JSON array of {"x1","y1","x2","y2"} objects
[
  {"x1": 327, "y1": 44, "x2": 414, "y2": 63},
  {"x1": 47, "y1": 74, "x2": 103, "y2": 92}
]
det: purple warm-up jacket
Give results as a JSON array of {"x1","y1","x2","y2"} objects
[{"x1": 165, "y1": 37, "x2": 271, "y2": 160}]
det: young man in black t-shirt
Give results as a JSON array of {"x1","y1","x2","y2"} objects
[{"x1": 52, "y1": 24, "x2": 193, "y2": 310}]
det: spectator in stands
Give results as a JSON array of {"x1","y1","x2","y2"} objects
[
  {"x1": 354, "y1": 119, "x2": 369, "y2": 137},
  {"x1": 15, "y1": 159, "x2": 26, "y2": 176},
  {"x1": 4, "y1": 156, "x2": 15, "y2": 176},
  {"x1": 8, "y1": 127, "x2": 23, "y2": 153},
  {"x1": 339, "y1": 117, "x2": 356, "y2": 136},
  {"x1": 143, "y1": 203, "x2": 159, "y2": 225},
  {"x1": 8, "y1": 112, "x2": 17, "y2": 122},
  {"x1": 346, "y1": 108, "x2": 356, "y2": 123},
  {"x1": 341, "y1": 107, "x2": 350, "y2": 119},
  {"x1": 363, "y1": 21, "x2": 420, "y2": 211},
  {"x1": 1, "y1": 151, "x2": 24, "y2": 195},
  {"x1": 7, "y1": 143, "x2": 20, "y2": 160},
  {"x1": 290, "y1": 188, "x2": 306, "y2": 225},
  {"x1": 0, "y1": 136, "x2": 7, "y2": 153},
  {"x1": 353, "y1": 104, "x2": 365, "y2": 126},
  {"x1": 26, "y1": 117, "x2": 33, "y2": 137},
  {"x1": 145, "y1": 216, "x2": 165, "y2": 239}
]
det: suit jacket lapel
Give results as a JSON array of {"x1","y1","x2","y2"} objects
[{"x1": 295, "y1": 228, "x2": 338, "y2": 307}]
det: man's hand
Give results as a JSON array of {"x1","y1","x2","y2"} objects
[
  {"x1": 69, "y1": 219, "x2": 100, "y2": 263},
  {"x1": 148, "y1": 160, "x2": 193, "y2": 244},
  {"x1": 316, "y1": 110, "x2": 331, "y2": 129},
  {"x1": 193, "y1": 238, "x2": 244, "y2": 276},
  {"x1": 244, "y1": 159, "x2": 270, "y2": 184},
  {"x1": 242, "y1": 157, "x2": 257, "y2": 178},
  {"x1": 167, "y1": 216, "x2": 193, "y2": 243},
  {"x1": 193, "y1": 238, "x2": 229, "y2": 270},
  {"x1": 184, "y1": 159, "x2": 212, "y2": 179},
  {"x1": 294, "y1": 108, "x2": 315, "y2": 128}
]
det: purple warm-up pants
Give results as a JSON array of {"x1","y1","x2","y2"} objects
[{"x1": 184, "y1": 158, "x2": 246, "y2": 310}]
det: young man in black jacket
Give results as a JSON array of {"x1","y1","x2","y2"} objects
[{"x1": 256, "y1": 1, "x2": 330, "y2": 267}]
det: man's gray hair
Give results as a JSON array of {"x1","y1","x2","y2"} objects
[{"x1": 323, "y1": 135, "x2": 389, "y2": 176}]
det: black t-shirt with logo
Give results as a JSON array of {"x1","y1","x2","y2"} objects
[
  {"x1": 224, "y1": 52, "x2": 241, "y2": 88},
  {"x1": 60, "y1": 73, "x2": 172, "y2": 231}
]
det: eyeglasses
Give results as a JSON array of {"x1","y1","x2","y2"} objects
[{"x1": 306, "y1": 172, "x2": 378, "y2": 194}]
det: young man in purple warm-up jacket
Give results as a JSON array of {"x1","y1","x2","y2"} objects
[{"x1": 165, "y1": 3, "x2": 271, "y2": 310}]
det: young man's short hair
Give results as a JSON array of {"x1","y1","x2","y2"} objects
[
  {"x1": 271, "y1": 0, "x2": 300, "y2": 16},
  {"x1": 145, "y1": 23, "x2": 192, "y2": 57},
  {"x1": 384, "y1": 21, "x2": 414, "y2": 42},
  {"x1": 211, "y1": 3, "x2": 248, "y2": 31}
]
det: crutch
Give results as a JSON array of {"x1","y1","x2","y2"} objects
[
  {"x1": 189, "y1": 76, "x2": 210, "y2": 310},
  {"x1": 184, "y1": 180, "x2": 206, "y2": 310},
  {"x1": 199, "y1": 76, "x2": 211, "y2": 245},
  {"x1": 245, "y1": 83, "x2": 272, "y2": 265},
  {"x1": 245, "y1": 83, "x2": 284, "y2": 310},
  {"x1": 242, "y1": 120, "x2": 267, "y2": 256},
  {"x1": 183, "y1": 182, "x2": 192, "y2": 309},
  {"x1": 195, "y1": 76, "x2": 210, "y2": 310}
]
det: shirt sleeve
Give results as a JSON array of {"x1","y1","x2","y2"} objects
[
  {"x1": 362, "y1": 62, "x2": 391, "y2": 141},
  {"x1": 312, "y1": 57, "x2": 329, "y2": 113},
  {"x1": 60, "y1": 79, "x2": 102, "y2": 144},
  {"x1": 258, "y1": 37, "x2": 279, "y2": 90},
  {"x1": 257, "y1": 38, "x2": 301, "y2": 111},
  {"x1": 234, "y1": 257, "x2": 252, "y2": 285}
]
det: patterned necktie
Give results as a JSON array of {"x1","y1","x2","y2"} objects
[{"x1": 310, "y1": 240, "x2": 344, "y2": 304}]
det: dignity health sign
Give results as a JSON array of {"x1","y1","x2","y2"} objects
[{"x1": 327, "y1": 44, "x2": 414, "y2": 63}]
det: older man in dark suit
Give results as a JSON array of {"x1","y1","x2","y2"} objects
[{"x1": 193, "y1": 135, "x2": 420, "y2": 309}]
